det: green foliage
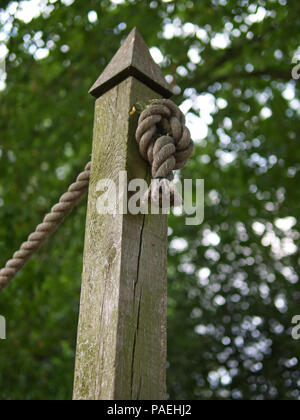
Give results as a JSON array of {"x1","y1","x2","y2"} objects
[{"x1": 0, "y1": 0, "x2": 300, "y2": 400}]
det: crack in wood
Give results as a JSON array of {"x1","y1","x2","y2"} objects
[
  {"x1": 130, "y1": 288, "x2": 142, "y2": 399},
  {"x1": 74, "y1": 78, "x2": 167, "y2": 400},
  {"x1": 130, "y1": 215, "x2": 145, "y2": 399},
  {"x1": 133, "y1": 215, "x2": 146, "y2": 300}
]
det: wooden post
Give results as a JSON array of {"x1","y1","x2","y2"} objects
[{"x1": 73, "y1": 28, "x2": 173, "y2": 400}]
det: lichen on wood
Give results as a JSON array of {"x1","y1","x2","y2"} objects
[{"x1": 73, "y1": 77, "x2": 168, "y2": 400}]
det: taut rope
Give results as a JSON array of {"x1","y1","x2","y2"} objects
[
  {"x1": 0, "y1": 162, "x2": 91, "y2": 291},
  {"x1": 0, "y1": 100, "x2": 194, "y2": 292}
]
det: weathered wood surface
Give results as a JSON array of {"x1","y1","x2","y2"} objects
[
  {"x1": 89, "y1": 28, "x2": 172, "y2": 99},
  {"x1": 73, "y1": 77, "x2": 168, "y2": 400}
]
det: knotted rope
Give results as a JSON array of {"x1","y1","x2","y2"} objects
[
  {"x1": 0, "y1": 162, "x2": 91, "y2": 292},
  {"x1": 0, "y1": 100, "x2": 194, "y2": 292},
  {"x1": 136, "y1": 99, "x2": 194, "y2": 207}
]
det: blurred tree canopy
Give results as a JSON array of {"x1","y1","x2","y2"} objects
[{"x1": 0, "y1": 0, "x2": 300, "y2": 400}]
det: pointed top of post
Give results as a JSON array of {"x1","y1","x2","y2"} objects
[{"x1": 89, "y1": 28, "x2": 173, "y2": 99}]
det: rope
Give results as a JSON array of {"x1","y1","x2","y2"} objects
[
  {"x1": 136, "y1": 99, "x2": 194, "y2": 207},
  {"x1": 0, "y1": 162, "x2": 91, "y2": 292},
  {"x1": 0, "y1": 100, "x2": 194, "y2": 292}
]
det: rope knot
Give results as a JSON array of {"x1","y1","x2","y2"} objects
[{"x1": 136, "y1": 99, "x2": 194, "y2": 208}]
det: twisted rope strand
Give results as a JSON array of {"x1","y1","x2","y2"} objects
[
  {"x1": 0, "y1": 100, "x2": 194, "y2": 292},
  {"x1": 136, "y1": 99, "x2": 194, "y2": 206},
  {"x1": 0, "y1": 162, "x2": 91, "y2": 292}
]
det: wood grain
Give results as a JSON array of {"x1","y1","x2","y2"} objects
[{"x1": 73, "y1": 77, "x2": 168, "y2": 400}]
